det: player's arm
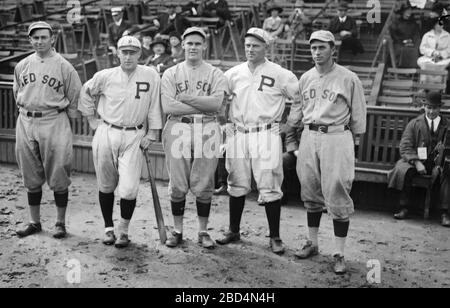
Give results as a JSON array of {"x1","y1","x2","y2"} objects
[
  {"x1": 12, "y1": 65, "x2": 20, "y2": 101},
  {"x1": 177, "y1": 70, "x2": 227, "y2": 113},
  {"x1": 285, "y1": 76, "x2": 303, "y2": 153},
  {"x1": 349, "y1": 76, "x2": 367, "y2": 137},
  {"x1": 161, "y1": 69, "x2": 202, "y2": 115},
  {"x1": 143, "y1": 73, "x2": 163, "y2": 147},
  {"x1": 78, "y1": 72, "x2": 105, "y2": 129},
  {"x1": 64, "y1": 65, "x2": 83, "y2": 119}
]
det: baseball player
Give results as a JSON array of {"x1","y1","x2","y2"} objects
[
  {"x1": 161, "y1": 27, "x2": 228, "y2": 249},
  {"x1": 78, "y1": 36, "x2": 163, "y2": 248},
  {"x1": 286, "y1": 30, "x2": 366, "y2": 274},
  {"x1": 13, "y1": 21, "x2": 82, "y2": 239},
  {"x1": 216, "y1": 28, "x2": 300, "y2": 254}
]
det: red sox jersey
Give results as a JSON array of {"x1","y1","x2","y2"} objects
[
  {"x1": 13, "y1": 51, "x2": 82, "y2": 118},
  {"x1": 78, "y1": 65, "x2": 163, "y2": 132},
  {"x1": 287, "y1": 63, "x2": 366, "y2": 134},
  {"x1": 224, "y1": 59, "x2": 300, "y2": 125}
]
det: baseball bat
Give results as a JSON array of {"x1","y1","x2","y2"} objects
[{"x1": 143, "y1": 150, "x2": 167, "y2": 244}]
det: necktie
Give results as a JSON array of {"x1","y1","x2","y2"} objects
[{"x1": 431, "y1": 120, "x2": 435, "y2": 135}]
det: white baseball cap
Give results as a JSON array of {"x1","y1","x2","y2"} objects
[
  {"x1": 182, "y1": 27, "x2": 207, "y2": 40},
  {"x1": 111, "y1": 7, "x2": 123, "y2": 16},
  {"x1": 28, "y1": 21, "x2": 53, "y2": 36},
  {"x1": 117, "y1": 35, "x2": 141, "y2": 50},
  {"x1": 245, "y1": 27, "x2": 270, "y2": 45},
  {"x1": 309, "y1": 30, "x2": 336, "y2": 44}
]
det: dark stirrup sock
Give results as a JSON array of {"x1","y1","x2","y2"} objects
[
  {"x1": 54, "y1": 191, "x2": 68, "y2": 208},
  {"x1": 230, "y1": 196, "x2": 246, "y2": 233},
  {"x1": 307, "y1": 211, "x2": 322, "y2": 228},
  {"x1": 333, "y1": 220, "x2": 350, "y2": 238},
  {"x1": 264, "y1": 200, "x2": 281, "y2": 238},
  {"x1": 120, "y1": 199, "x2": 137, "y2": 220},
  {"x1": 28, "y1": 191, "x2": 42, "y2": 207},
  {"x1": 99, "y1": 191, "x2": 115, "y2": 228}
]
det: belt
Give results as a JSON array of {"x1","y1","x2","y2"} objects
[
  {"x1": 234, "y1": 123, "x2": 277, "y2": 134},
  {"x1": 171, "y1": 115, "x2": 217, "y2": 124},
  {"x1": 20, "y1": 108, "x2": 66, "y2": 118},
  {"x1": 103, "y1": 120, "x2": 143, "y2": 131},
  {"x1": 308, "y1": 124, "x2": 350, "y2": 134}
]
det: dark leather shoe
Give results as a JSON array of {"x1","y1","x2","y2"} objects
[
  {"x1": 102, "y1": 231, "x2": 116, "y2": 245},
  {"x1": 16, "y1": 223, "x2": 42, "y2": 238},
  {"x1": 165, "y1": 231, "x2": 183, "y2": 247},
  {"x1": 198, "y1": 231, "x2": 215, "y2": 249},
  {"x1": 216, "y1": 231, "x2": 240, "y2": 245},
  {"x1": 441, "y1": 214, "x2": 450, "y2": 227},
  {"x1": 115, "y1": 233, "x2": 130, "y2": 248},
  {"x1": 394, "y1": 208, "x2": 408, "y2": 220},
  {"x1": 53, "y1": 222, "x2": 67, "y2": 239},
  {"x1": 269, "y1": 237, "x2": 285, "y2": 254},
  {"x1": 214, "y1": 184, "x2": 227, "y2": 195},
  {"x1": 295, "y1": 240, "x2": 319, "y2": 259},
  {"x1": 333, "y1": 253, "x2": 346, "y2": 274}
]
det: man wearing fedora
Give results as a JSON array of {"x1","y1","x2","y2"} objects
[
  {"x1": 108, "y1": 7, "x2": 132, "y2": 53},
  {"x1": 388, "y1": 91, "x2": 450, "y2": 227},
  {"x1": 329, "y1": 2, "x2": 364, "y2": 55}
]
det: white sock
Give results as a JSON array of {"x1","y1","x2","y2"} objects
[
  {"x1": 118, "y1": 218, "x2": 130, "y2": 235},
  {"x1": 308, "y1": 227, "x2": 319, "y2": 247},
  {"x1": 334, "y1": 236, "x2": 346, "y2": 256},
  {"x1": 105, "y1": 227, "x2": 114, "y2": 234}
]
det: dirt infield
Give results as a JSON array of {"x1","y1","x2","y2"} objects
[{"x1": 0, "y1": 163, "x2": 449, "y2": 288}]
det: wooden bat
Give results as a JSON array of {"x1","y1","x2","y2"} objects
[{"x1": 143, "y1": 150, "x2": 167, "y2": 244}]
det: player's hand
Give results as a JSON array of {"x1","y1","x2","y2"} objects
[
  {"x1": 415, "y1": 160, "x2": 427, "y2": 175},
  {"x1": 140, "y1": 135, "x2": 155, "y2": 151},
  {"x1": 270, "y1": 123, "x2": 280, "y2": 135},
  {"x1": 294, "y1": 150, "x2": 299, "y2": 157},
  {"x1": 88, "y1": 117, "x2": 101, "y2": 130}
]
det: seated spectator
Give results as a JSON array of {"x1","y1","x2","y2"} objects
[
  {"x1": 390, "y1": 4, "x2": 421, "y2": 67},
  {"x1": 388, "y1": 91, "x2": 450, "y2": 227},
  {"x1": 198, "y1": 0, "x2": 232, "y2": 28},
  {"x1": 155, "y1": 4, "x2": 191, "y2": 35},
  {"x1": 328, "y1": 2, "x2": 364, "y2": 55},
  {"x1": 141, "y1": 30, "x2": 155, "y2": 64},
  {"x1": 168, "y1": 32, "x2": 184, "y2": 65},
  {"x1": 263, "y1": 6, "x2": 285, "y2": 41},
  {"x1": 421, "y1": 1, "x2": 450, "y2": 36},
  {"x1": 417, "y1": 17, "x2": 450, "y2": 82},
  {"x1": 108, "y1": 7, "x2": 132, "y2": 55},
  {"x1": 285, "y1": 1, "x2": 311, "y2": 40},
  {"x1": 145, "y1": 38, "x2": 172, "y2": 74}
]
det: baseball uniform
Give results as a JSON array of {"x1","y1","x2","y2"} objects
[
  {"x1": 78, "y1": 65, "x2": 162, "y2": 200},
  {"x1": 287, "y1": 63, "x2": 366, "y2": 220}
]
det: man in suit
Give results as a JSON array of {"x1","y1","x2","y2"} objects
[
  {"x1": 199, "y1": 0, "x2": 231, "y2": 27},
  {"x1": 156, "y1": 5, "x2": 191, "y2": 35},
  {"x1": 108, "y1": 7, "x2": 132, "y2": 55},
  {"x1": 388, "y1": 91, "x2": 450, "y2": 227},
  {"x1": 328, "y1": 2, "x2": 364, "y2": 55}
]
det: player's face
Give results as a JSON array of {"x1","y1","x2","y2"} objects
[
  {"x1": 183, "y1": 34, "x2": 206, "y2": 61},
  {"x1": 118, "y1": 48, "x2": 141, "y2": 71},
  {"x1": 310, "y1": 41, "x2": 334, "y2": 65},
  {"x1": 424, "y1": 104, "x2": 441, "y2": 120},
  {"x1": 29, "y1": 29, "x2": 54, "y2": 54},
  {"x1": 245, "y1": 37, "x2": 266, "y2": 63}
]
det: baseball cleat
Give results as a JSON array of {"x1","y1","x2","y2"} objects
[
  {"x1": 165, "y1": 231, "x2": 183, "y2": 248},
  {"x1": 198, "y1": 231, "x2": 215, "y2": 249},
  {"x1": 441, "y1": 214, "x2": 450, "y2": 227},
  {"x1": 269, "y1": 237, "x2": 285, "y2": 254},
  {"x1": 16, "y1": 222, "x2": 42, "y2": 238},
  {"x1": 295, "y1": 240, "x2": 319, "y2": 259},
  {"x1": 114, "y1": 233, "x2": 130, "y2": 248},
  {"x1": 53, "y1": 222, "x2": 67, "y2": 239},
  {"x1": 394, "y1": 208, "x2": 408, "y2": 220},
  {"x1": 216, "y1": 231, "x2": 240, "y2": 245},
  {"x1": 333, "y1": 254, "x2": 346, "y2": 274},
  {"x1": 102, "y1": 230, "x2": 116, "y2": 245}
]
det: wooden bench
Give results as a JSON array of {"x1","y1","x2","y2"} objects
[{"x1": 355, "y1": 106, "x2": 450, "y2": 218}]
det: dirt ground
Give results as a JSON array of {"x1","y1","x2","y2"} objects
[{"x1": 0, "y1": 163, "x2": 449, "y2": 288}]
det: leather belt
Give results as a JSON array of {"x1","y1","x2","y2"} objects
[
  {"x1": 308, "y1": 124, "x2": 349, "y2": 134},
  {"x1": 20, "y1": 108, "x2": 65, "y2": 118},
  {"x1": 235, "y1": 123, "x2": 277, "y2": 134},
  {"x1": 103, "y1": 120, "x2": 143, "y2": 131},
  {"x1": 171, "y1": 115, "x2": 217, "y2": 124}
]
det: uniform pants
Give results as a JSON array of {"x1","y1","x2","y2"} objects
[
  {"x1": 226, "y1": 125, "x2": 283, "y2": 204},
  {"x1": 297, "y1": 127, "x2": 355, "y2": 219},
  {"x1": 162, "y1": 119, "x2": 220, "y2": 204},
  {"x1": 15, "y1": 112, "x2": 72, "y2": 193},
  {"x1": 92, "y1": 123, "x2": 145, "y2": 200}
]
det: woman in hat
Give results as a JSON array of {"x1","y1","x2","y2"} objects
[
  {"x1": 168, "y1": 31, "x2": 184, "y2": 65},
  {"x1": 263, "y1": 6, "x2": 285, "y2": 40},
  {"x1": 145, "y1": 38, "x2": 172, "y2": 74}
]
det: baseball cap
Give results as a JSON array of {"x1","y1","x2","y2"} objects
[
  {"x1": 28, "y1": 21, "x2": 52, "y2": 36},
  {"x1": 245, "y1": 27, "x2": 270, "y2": 45},
  {"x1": 117, "y1": 35, "x2": 141, "y2": 50},
  {"x1": 182, "y1": 27, "x2": 207, "y2": 40},
  {"x1": 309, "y1": 30, "x2": 336, "y2": 44},
  {"x1": 111, "y1": 7, "x2": 123, "y2": 16}
]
